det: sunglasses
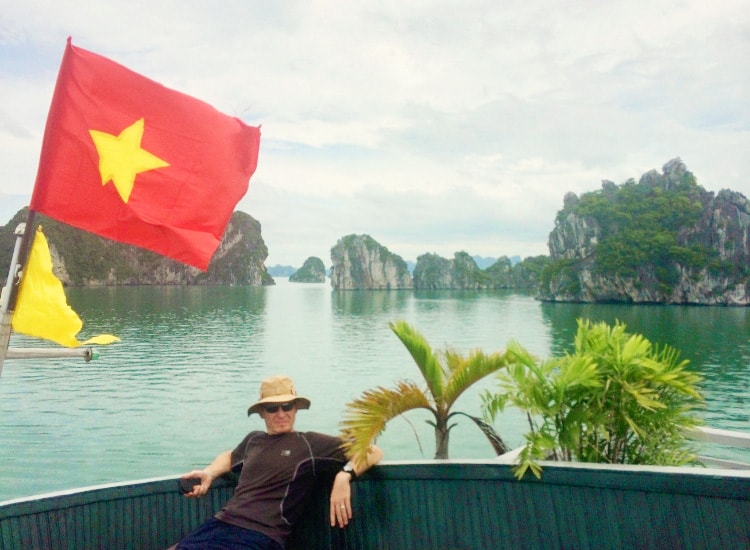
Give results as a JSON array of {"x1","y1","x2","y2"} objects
[{"x1": 263, "y1": 402, "x2": 295, "y2": 414}]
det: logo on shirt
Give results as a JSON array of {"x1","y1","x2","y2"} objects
[{"x1": 281, "y1": 450, "x2": 291, "y2": 456}]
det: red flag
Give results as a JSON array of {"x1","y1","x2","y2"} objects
[{"x1": 30, "y1": 38, "x2": 261, "y2": 270}]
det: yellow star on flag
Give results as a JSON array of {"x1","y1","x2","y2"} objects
[{"x1": 89, "y1": 118, "x2": 169, "y2": 203}]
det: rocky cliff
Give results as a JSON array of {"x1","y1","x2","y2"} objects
[
  {"x1": 540, "y1": 159, "x2": 750, "y2": 305},
  {"x1": 330, "y1": 234, "x2": 413, "y2": 290},
  {"x1": 413, "y1": 251, "x2": 488, "y2": 289},
  {"x1": 0, "y1": 209, "x2": 273, "y2": 286},
  {"x1": 289, "y1": 257, "x2": 326, "y2": 283},
  {"x1": 413, "y1": 252, "x2": 548, "y2": 290}
]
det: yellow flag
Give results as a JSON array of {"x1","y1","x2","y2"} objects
[{"x1": 12, "y1": 226, "x2": 120, "y2": 348}]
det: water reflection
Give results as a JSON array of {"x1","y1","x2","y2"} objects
[
  {"x1": 539, "y1": 302, "x2": 749, "y2": 363},
  {"x1": 331, "y1": 289, "x2": 411, "y2": 316}
]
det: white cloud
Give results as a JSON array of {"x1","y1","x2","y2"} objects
[{"x1": 0, "y1": 0, "x2": 748, "y2": 267}]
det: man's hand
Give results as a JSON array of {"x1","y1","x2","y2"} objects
[
  {"x1": 329, "y1": 446, "x2": 383, "y2": 527},
  {"x1": 329, "y1": 471, "x2": 353, "y2": 527},
  {"x1": 180, "y1": 469, "x2": 214, "y2": 498},
  {"x1": 180, "y1": 450, "x2": 232, "y2": 498}
]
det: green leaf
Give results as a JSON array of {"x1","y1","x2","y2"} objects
[{"x1": 483, "y1": 318, "x2": 705, "y2": 470}]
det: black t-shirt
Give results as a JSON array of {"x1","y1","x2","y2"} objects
[{"x1": 215, "y1": 431, "x2": 347, "y2": 546}]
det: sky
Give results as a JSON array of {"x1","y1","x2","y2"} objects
[{"x1": 1, "y1": 0, "x2": 748, "y2": 268}]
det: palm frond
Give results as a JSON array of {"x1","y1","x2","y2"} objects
[
  {"x1": 389, "y1": 320, "x2": 445, "y2": 401},
  {"x1": 450, "y1": 411, "x2": 510, "y2": 454},
  {"x1": 442, "y1": 348, "x2": 508, "y2": 409},
  {"x1": 339, "y1": 380, "x2": 432, "y2": 465}
]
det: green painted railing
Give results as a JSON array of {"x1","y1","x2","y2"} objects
[{"x1": 2, "y1": 461, "x2": 749, "y2": 549}]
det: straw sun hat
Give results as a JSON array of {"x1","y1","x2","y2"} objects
[{"x1": 247, "y1": 375, "x2": 311, "y2": 416}]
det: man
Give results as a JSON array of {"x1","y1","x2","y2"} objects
[{"x1": 171, "y1": 375, "x2": 383, "y2": 549}]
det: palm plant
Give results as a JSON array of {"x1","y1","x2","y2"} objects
[
  {"x1": 483, "y1": 319, "x2": 705, "y2": 479},
  {"x1": 340, "y1": 320, "x2": 510, "y2": 465}
]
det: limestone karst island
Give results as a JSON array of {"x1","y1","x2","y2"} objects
[{"x1": 1, "y1": 159, "x2": 747, "y2": 305}]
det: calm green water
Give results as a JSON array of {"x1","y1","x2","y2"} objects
[{"x1": 1, "y1": 280, "x2": 748, "y2": 500}]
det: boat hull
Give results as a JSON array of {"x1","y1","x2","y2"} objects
[{"x1": 2, "y1": 461, "x2": 749, "y2": 549}]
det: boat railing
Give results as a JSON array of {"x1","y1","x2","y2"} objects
[
  {"x1": 2, "y1": 460, "x2": 749, "y2": 550},
  {"x1": 685, "y1": 425, "x2": 750, "y2": 469},
  {"x1": 495, "y1": 425, "x2": 750, "y2": 469}
]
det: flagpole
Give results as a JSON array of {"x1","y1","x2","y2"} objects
[
  {"x1": 5, "y1": 347, "x2": 95, "y2": 361},
  {"x1": 0, "y1": 221, "x2": 31, "y2": 377}
]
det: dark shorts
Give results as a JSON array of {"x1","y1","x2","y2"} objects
[{"x1": 176, "y1": 517, "x2": 283, "y2": 550}]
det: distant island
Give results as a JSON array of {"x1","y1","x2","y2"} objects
[
  {"x1": 325, "y1": 159, "x2": 748, "y2": 305},
  {"x1": 540, "y1": 158, "x2": 748, "y2": 305},
  {"x1": 0, "y1": 209, "x2": 273, "y2": 286},
  {"x1": 2, "y1": 158, "x2": 747, "y2": 305},
  {"x1": 289, "y1": 257, "x2": 326, "y2": 283},
  {"x1": 267, "y1": 255, "x2": 514, "y2": 277},
  {"x1": 267, "y1": 265, "x2": 297, "y2": 277},
  {"x1": 328, "y1": 234, "x2": 547, "y2": 291}
]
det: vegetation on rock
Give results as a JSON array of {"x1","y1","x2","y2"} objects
[
  {"x1": 566, "y1": 172, "x2": 705, "y2": 281},
  {"x1": 289, "y1": 256, "x2": 326, "y2": 283},
  {"x1": 541, "y1": 159, "x2": 749, "y2": 304},
  {"x1": 413, "y1": 251, "x2": 548, "y2": 290}
]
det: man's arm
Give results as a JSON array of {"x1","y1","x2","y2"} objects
[
  {"x1": 330, "y1": 445, "x2": 384, "y2": 527},
  {"x1": 180, "y1": 450, "x2": 233, "y2": 498}
]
